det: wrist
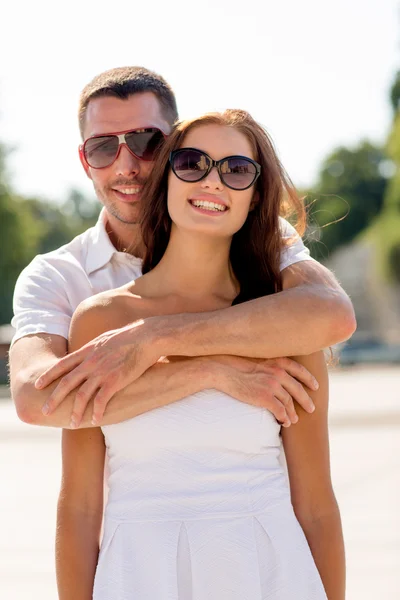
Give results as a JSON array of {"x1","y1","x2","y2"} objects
[
  {"x1": 146, "y1": 313, "x2": 201, "y2": 358},
  {"x1": 193, "y1": 357, "x2": 233, "y2": 393}
]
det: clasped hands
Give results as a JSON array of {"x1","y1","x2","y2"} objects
[{"x1": 36, "y1": 318, "x2": 317, "y2": 429}]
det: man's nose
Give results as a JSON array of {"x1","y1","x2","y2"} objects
[
  {"x1": 200, "y1": 167, "x2": 224, "y2": 189},
  {"x1": 114, "y1": 144, "x2": 140, "y2": 176}
]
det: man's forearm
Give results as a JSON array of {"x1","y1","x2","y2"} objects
[
  {"x1": 155, "y1": 282, "x2": 356, "y2": 360},
  {"x1": 18, "y1": 358, "x2": 218, "y2": 428}
]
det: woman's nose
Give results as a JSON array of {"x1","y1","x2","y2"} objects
[{"x1": 201, "y1": 167, "x2": 223, "y2": 189}]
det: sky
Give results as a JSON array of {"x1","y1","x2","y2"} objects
[{"x1": 1, "y1": 0, "x2": 399, "y2": 206}]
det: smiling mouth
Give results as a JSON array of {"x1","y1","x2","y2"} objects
[
  {"x1": 115, "y1": 187, "x2": 141, "y2": 195},
  {"x1": 189, "y1": 199, "x2": 227, "y2": 212}
]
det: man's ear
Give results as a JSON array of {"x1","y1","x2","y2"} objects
[
  {"x1": 79, "y1": 145, "x2": 92, "y2": 180},
  {"x1": 249, "y1": 190, "x2": 259, "y2": 211}
]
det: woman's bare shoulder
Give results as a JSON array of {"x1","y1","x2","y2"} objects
[{"x1": 69, "y1": 286, "x2": 150, "y2": 349}]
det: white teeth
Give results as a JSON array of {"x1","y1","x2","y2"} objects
[
  {"x1": 191, "y1": 200, "x2": 226, "y2": 212},
  {"x1": 118, "y1": 188, "x2": 140, "y2": 195}
]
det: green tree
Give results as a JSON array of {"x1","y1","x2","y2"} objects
[
  {"x1": 363, "y1": 70, "x2": 400, "y2": 282},
  {"x1": 0, "y1": 140, "x2": 100, "y2": 324},
  {"x1": 0, "y1": 144, "x2": 43, "y2": 324},
  {"x1": 304, "y1": 141, "x2": 388, "y2": 261}
]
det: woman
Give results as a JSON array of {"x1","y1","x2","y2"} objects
[{"x1": 56, "y1": 110, "x2": 345, "y2": 599}]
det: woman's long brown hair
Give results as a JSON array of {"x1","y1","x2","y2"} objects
[{"x1": 140, "y1": 109, "x2": 306, "y2": 304}]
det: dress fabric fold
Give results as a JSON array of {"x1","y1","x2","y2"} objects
[{"x1": 93, "y1": 389, "x2": 328, "y2": 600}]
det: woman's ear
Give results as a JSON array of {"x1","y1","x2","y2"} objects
[{"x1": 249, "y1": 191, "x2": 259, "y2": 211}]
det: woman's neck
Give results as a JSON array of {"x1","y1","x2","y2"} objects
[{"x1": 142, "y1": 226, "x2": 238, "y2": 302}]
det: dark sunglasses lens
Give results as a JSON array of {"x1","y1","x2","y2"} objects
[
  {"x1": 84, "y1": 136, "x2": 119, "y2": 168},
  {"x1": 126, "y1": 130, "x2": 164, "y2": 160},
  {"x1": 221, "y1": 158, "x2": 257, "y2": 189},
  {"x1": 172, "y1": 150, "x2": 209, "y2": 181}
]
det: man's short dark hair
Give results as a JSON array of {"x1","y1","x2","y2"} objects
[{"x1": 78, "y1": 66, "x2": 179, "y2": 138}]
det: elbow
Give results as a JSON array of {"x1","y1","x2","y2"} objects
[
  {"x1": 327, "y1": 293, "x2": 357, "y2": 345},
  {"x1": 12, "y1": 372, "x2": 44, "y2": 425},
  {"x1": 314, "y1": 287, "x2": 356, "y2": 348},
  {"x1": 293, "y1": 497, "x2": 341, "y2": 530}
]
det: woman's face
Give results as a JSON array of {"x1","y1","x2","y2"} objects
[{"x1": 167, "y1": 124, "x2": 258, "y2": 239}]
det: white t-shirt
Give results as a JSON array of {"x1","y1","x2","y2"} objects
[{"x1": 11, "y1": 210, "x2": 313, "y2": 345}]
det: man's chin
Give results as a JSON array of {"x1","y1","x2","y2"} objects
[{"x1": 106, "y1": 202, "x2": 141, "y2": 226}]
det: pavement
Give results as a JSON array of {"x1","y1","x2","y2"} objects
[{"x1": 1, "y1": 365, "x2": 399, "y2": 599}]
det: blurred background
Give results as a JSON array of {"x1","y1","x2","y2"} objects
[{"x1": 1, "y1": 0, "x2": 399, "y2": 598}]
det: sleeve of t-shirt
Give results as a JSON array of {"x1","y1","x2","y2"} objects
[
  {"x1": 279, "y1": 217, "x2": 314, "y2": 272},
  {"x1": 11, "y1": 255, "x2": 73, "y2": 346}
]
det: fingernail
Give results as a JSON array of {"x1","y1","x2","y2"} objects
[
  {"x1": 91, "y1": 417, "x2": 97, "y2": 426},
  {"x1": 313, "y1": 378, "x2": 319, "y2": 390},
  {"x1": 42, "y1": 403, "x2": 49, "y2": 415},
  {"x1": 283, "y1": 421, "x2": 291, "y2": 428},
  {"x1": 310, "y1": 404, "x2": 316, "y2": 413},
  {"x1": 35, "y1": 378, "x2": 43, "y2": 389},
  {"x1": 293, "y1": 415, "x2": 299, "y2": 424},
  {"x1": 70, "y1": 417, "x2": 77, "y2": 429}
]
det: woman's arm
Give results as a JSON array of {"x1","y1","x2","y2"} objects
[
  {"x1": 56, "y1": 311, "x2": 106, "y2": 600},
  {"x1": 282, "y1": 351, "x2": 345, "y2": 600},
  {"x1": 56, "y1": 428, "x2": 105, "y2": 600}
]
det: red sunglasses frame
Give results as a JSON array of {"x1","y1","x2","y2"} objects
[{"x1": 79, "y1": 127, "x2": 168, "y2": 169}]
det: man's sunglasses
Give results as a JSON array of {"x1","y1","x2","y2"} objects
[
  {"x1": 81, "y1": 128, "x2": 166, "y2": 169},
  {"x1": 169, "y1": 148, "x2": 261, "y2": 191}
]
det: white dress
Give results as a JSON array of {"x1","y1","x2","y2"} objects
[{"x1": 94, "y1": 390, "x2": 328, "y2": 599}]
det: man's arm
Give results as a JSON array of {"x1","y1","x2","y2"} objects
[
  {"x1": 162, "y1": 259, "x2": 356, "y2": 360},
  {"x1": 34, "y1": 259, "x2": 355, "y2": 423},
  {"x1": 9, "y1": 333, "x2": 227, "y2": 428},
  {"x1": 10, "y1": 332, "x2": 316, "y2": 429}
]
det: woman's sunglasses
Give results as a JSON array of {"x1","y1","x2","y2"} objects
[
  {"x1": 169, "y1": 148, "x2": 261, "y2": 191},
  {"x1": 81, "y1": 128, "x2": 166, "y2": 169}
]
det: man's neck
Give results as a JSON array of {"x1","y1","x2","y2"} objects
[{"x1": 104, "y1": 214, "x2": 145, "y2": 259}]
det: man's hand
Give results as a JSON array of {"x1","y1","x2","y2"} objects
[
  {"x1": 36, "y1": 320, "x2": 160, "y2": 426},
  {"x1": 209, "y1": 355, "x2": 317, "y2": 427},
  {"x1": 34, "y1": 302, "x2": 319, "y2": 430}
]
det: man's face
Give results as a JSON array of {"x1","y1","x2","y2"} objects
[{"x1": 80, "y1": 92, "x2": 171, "y2": 225}]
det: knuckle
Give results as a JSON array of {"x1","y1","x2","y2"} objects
[
  {"x1": 94, "y1": 388, "x2": 108, "y2": 402},
  {"x1": 105, "y1": 372, "x2": 118, "y2": 384},
  {"x1": 271, "y1": 366, "x2": 284, "y2": 378},
  {"x1": 293, "y1": 380, "x2": 305, "y2": 395},
  {"x1": 58, "y1": 377, "x2": 70, "y2": 389},
  {"x1": 296, "y1": 365, "x2": 308, "y2": 380},
  {"x1": 94, "y1": 395, "x2": 107, "y2": 409},
  {"x1": 258, "y1": 390, "x2": 272, "y2": 405},
  {"x1": 286, "y1": 397, "x2": 295, "y2": 411},
  {"x1": 275, "y1": 357, "x2": 288, "y2": 368},
  {"x1": 85, "y1": 356, "x2": 97, "y2": 369},
  {"x1": 276, "y1": 405, "x2": 287, "y2": 421},
  {"x1": 270, "y1": 378, "x2": 283, "y2": 393},
  {"x1": 75, "y1": 389, "x2": 87, "y2": 403}
]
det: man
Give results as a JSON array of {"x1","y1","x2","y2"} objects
[{"x1": 9, "y1": 66, "x2": 356, "y2": 430}]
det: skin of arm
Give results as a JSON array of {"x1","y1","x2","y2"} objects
[
  {"x1": 282, "y1": 351, "x2": 345, "y2": 600},
  {"x1": 158, "y1": 259, "x2": 356, "y2": 359},
  {"x1": 56, "y1": 427, "x2": 105, "y2": 600},
  {"x1": 9, "y1": 333, "x2": 234, "y2": 428},
  {"x1": 34, "y1": 259, "x2": 356, "y2": 420},
  {"x1": 56, "y1": 320, "x2": 107, "y2": 600},
  {"x1": 10, "y1": 305, "x2": 318, "y2": 430}
]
